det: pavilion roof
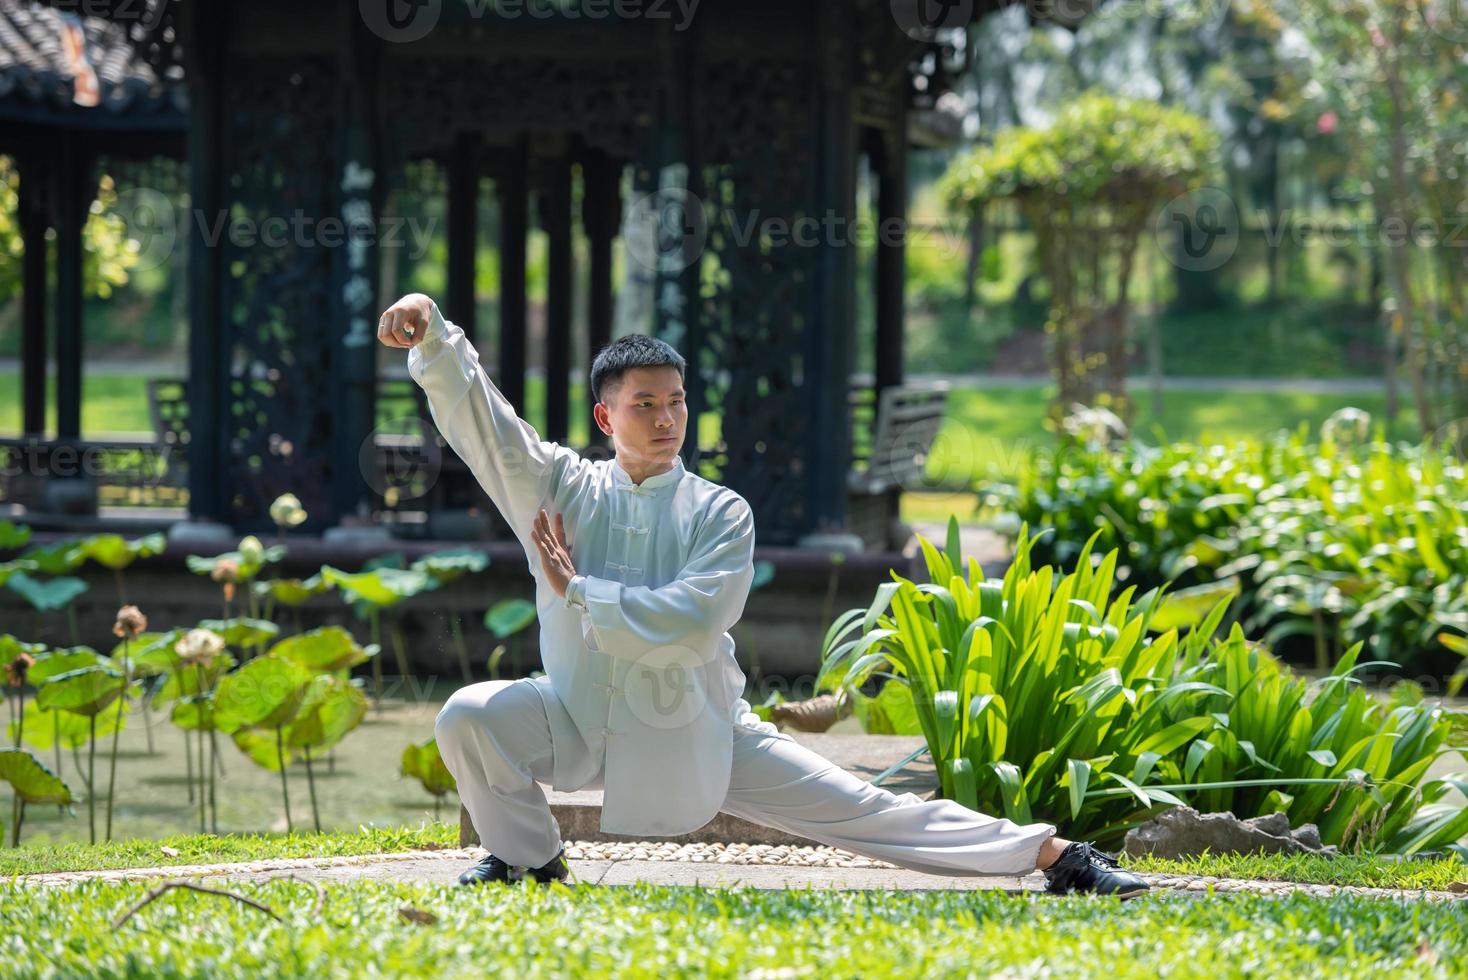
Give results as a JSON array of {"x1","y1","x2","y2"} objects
[{"x1": 0, "y1": 0, "x2": 184, "y2": 127}]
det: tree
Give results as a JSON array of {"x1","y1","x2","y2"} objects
[
  {"x1": 1285, "y1": 0, "x2": 1468, "y2": 438},
  {"x1": 941, "y1": 92, "x2": 1218, "y2": 426}
]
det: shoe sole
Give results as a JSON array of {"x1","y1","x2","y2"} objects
[{"x1": 1043, "y1": 885, "x2": 1152, "y2": 900}]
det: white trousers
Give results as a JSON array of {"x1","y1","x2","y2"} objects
[{"x1": 435, "y1": 678, "x2": 1058, "y2": 877}]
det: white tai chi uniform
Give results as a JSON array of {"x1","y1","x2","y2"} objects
[{"x1": 410, "y1": 300, "x2": 1057, "y2": 875}]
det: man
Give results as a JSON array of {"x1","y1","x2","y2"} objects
[{"x1": 377, "y1": 293, "x2": 1147, "y2": 898}]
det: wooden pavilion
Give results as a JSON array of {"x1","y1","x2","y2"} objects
[{"x1": 3, "y1": 0, "x2": 1084, "y2": 548}]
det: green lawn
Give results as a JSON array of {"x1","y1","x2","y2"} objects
[
  {"x1": 0, "y1": 824, "x2": 458, "y2": 878},
  {"x1": 0, "y1": 877, "x2": 1460, "y2": 978},
  {"x1": 924, "y1": 385, "x2": 1419, "y2": 486},
  {"x1": 0, "y1": 373, "x2": 710, "y2": 447},
  {"x1": 0, "y1": 374, "x2": 162, "y2": 438}
]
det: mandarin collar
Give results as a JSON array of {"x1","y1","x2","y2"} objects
[{"x1": 612, "y1": 455, "x2": 685, "y2": 492}]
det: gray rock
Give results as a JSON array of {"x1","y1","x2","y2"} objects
[{"x1": 1123, "y1": 806, "x2": 1340, "y2": 860}]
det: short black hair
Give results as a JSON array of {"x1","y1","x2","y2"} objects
[{"x1": 590, "y1": 334, "x2": 687, "y2": 406}]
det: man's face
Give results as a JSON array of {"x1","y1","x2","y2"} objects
[{"x1": 595, "y1": 366, "x2": 687, "y2": 466}]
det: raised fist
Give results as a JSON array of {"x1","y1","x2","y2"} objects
[{"x1": 377, "y1": 293, "x2": 434, "y2": 349}]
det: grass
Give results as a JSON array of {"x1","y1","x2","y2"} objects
[
  {"x1": 0, "y1": 372, "x2": 713, "y2": 449},
  {"x1": 4, "y1": 824, "x2": 1464, "y2": 892},
  {"x1": 1151, "y1": 302, "x2": 1380, "y2": 379},
  {"x1": 0, "y1": 878, "x2": 1462, "y2": 978},
  {"x1": 0, "y1": 824, "x2": 457, "y2": 878},
  {"x1": 923, "y1": 385, "x2": 1422, "y2": 485},
  {"x1": 1124, "y1": 852, "x2": 1468, "y2": 893},
  {"x1": 0, "y1": 374, "x2": 162, "y2": 438}
]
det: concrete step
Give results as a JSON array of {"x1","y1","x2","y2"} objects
[{"x1": 459, "y1": 733, "x2": 935, "y2": 848}]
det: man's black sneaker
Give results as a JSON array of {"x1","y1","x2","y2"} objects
[
  {"x1": 457, "y1": 847, "x2": 572, "y2": 887},
  {"x1": 1042, "y1": 841, "x2": 1149, "y2": 898}
]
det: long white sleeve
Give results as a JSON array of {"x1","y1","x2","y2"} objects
[
  {"x1": 577, "y1": 495, "x2": 756, "y2": 661},
  {"x1": 407, "y1": 300, "x2": 587, "y2": 565}
]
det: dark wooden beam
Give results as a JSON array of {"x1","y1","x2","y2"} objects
[
  {"x1": 17, "y1": 149, "x2": 49, "y2": 436},
  {"x1": 544, "y1": 151, "x2": 573, "y2": 444},
  {"x1": 583, "y1": 149, "x2": 619, "y2": 451},
  {"x1": 54, "y1": 134, "x2": 86, "y2": 441},
  {"x1": 874, "y1": 107, "x2": 906, "y2": 395},
  {"x1": 447, "y1": 132, "x2": 481, "y2": 343},
  {"x1": 496, "y1": 138, "x2": 529, "y2": 416}
]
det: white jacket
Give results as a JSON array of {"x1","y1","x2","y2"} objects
[{"x1": 407, "y1": 301, "x2": 775, "y2": 835}]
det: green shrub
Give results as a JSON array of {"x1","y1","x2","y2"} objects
[
  {"x1": 818, "y1": 519, "x2": 1466, "y2": 854},
  {"x1": 990, "y1": 417, "x2": 1468, "y2": 676}
]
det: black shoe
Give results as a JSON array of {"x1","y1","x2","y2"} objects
[
  {"x1": 525, "y1": 846, "x2": 571, "y2": 886},
  {"x1": 1042, "y1": 841, "x2": 1149, "y2": 898},
  {"x1": 457, "y1": 847, "x2": 572, "y2": 887},
  {"x1": 457, "y1": 852, "x2": 518, "y2": 886}
]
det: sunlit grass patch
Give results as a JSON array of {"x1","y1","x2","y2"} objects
[
  {"x1": 0, "y1": 823, "x2": 458, "y2": 878},
  {"x1": 1, "y1": 878, "x2": 1461, "y2": 978}
]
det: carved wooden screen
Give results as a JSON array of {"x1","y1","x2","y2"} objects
[
  {"x1": 216, "y1": 58, "x2": 340, "y2": 527},
  {"x1": 675, "y1": 54, "x2": 822, "y2": 544}
]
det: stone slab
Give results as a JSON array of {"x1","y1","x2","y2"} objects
[
  {"x1": 589, "y1": 860, "x2": 1038, "y2": 893},
  {"x1": 78, "y1": 853, "x2": 1038, "y2": 894},
  {"x1": 20, "y1": 848, "x2": 1464, "y2": 902},
  {"x1": 459, "y1": 733, "x2": 934, "y2": 848}
]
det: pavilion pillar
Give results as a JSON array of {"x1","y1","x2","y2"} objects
[
  {"x1": 330, "y1": 2, "x2": 384, "y2": 525},
  {"x1": 496, "y1": 138, "x2": 529, "y2": 415},
  {"x1": 583, "y1": 149, "x2": 619, "y2": 452},
  {"x1": 16, "y1": 150, "x2": 49, "y2": 437},
  {"x1": 447, "y1": 132, "x2": 481, "y2": 343},
  {"x1": 54, "y1": 134, "x2": 88, "y2": 441},
  {"x1": 874, "y1": 121, "x2": 907, "y2": 396},
  {"x1": 543, "y1": 150, "x2": 573, "y2": 444},
  {"x1": 872, "y1": 116, "x2": 909, "y2": 537},
  {"x1": 803, "y1": 5, "x2": 856, "y2": 539},
  {"x1": 181, "y1": 0, "x2": 227, "y2": 522}
]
